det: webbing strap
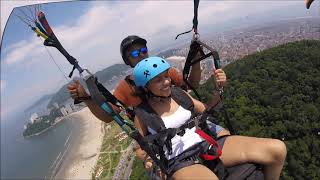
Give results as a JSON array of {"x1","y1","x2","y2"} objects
[
  {"x1": 95, "y1": 78, "x2": 136, "y2": 120},
  {"x1": 193, "y1": 0, "x2": 200, "y2": 32},
  {"x1": 175, "y1": 0, "x2": 200, "y2": 39},
  {"x1": 183, "y1": 40, "x2": 205, "y2": 100},
  {"x1": 195, "y1": 128, "x2": 222, "y2": 160}
]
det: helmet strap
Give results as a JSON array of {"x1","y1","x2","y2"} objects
[
  {"x1": 125, "y1": 57, "x2": 134, "y2": 67},
  {"x1": 146, "y1": 88, "x2": 172, "y2": 101}
]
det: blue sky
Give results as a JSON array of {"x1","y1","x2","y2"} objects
[{"x1": 0, "y1": 0, "x2": 319, "y2": 120}]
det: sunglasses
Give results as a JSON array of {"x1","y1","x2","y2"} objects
[{"x1": 129, "y1": 47, "x2": 148, "y2": 58}]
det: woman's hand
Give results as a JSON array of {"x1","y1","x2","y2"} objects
[{"x1": 213, "y1": 69, "x2": 227, "y2": 87}]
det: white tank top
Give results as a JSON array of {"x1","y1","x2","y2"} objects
[{"x1": 161, "y1": 106, "x2": 203, "y2": 160}]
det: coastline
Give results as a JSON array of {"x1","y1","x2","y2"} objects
[
  {"x1": 54, "y1": 107, "x2": 105, "y2": 180},
  {"x1": 23, "y1": 117, "x2": 65, "y2": 138}
]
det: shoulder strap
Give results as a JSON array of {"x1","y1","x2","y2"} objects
[
  {"x1": 134, "y1": 102, "x2": 166, "y2": 133},
  {"x1": 171, "y1": 86, "x2": 194, "y2": 112},
  {"x1": 124, "y1": 75, "x2": 136, "y2": 86}
]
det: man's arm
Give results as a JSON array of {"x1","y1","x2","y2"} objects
[
  {"x1": 83, "y1": 99, "x2": 115, "y2": 123},
  {"x1": 68, "y1": 80, "x2": 114, "y2": 123},
  {"x1": 305, "y1": 0, "x2": 314, "y2": 9}
]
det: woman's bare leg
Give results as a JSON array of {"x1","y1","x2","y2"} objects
[
  {"x1": 172, "y1": 164, "x2": 218, "y2": 180},
  {"x1": 220, "y1": 136, "x2": 287, "y2": 180}
]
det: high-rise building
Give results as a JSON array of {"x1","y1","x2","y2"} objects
[
  {"x1": 53, "y1": 102, "x2": 59, "y2": 109},
  {"x1": 30, "y1": 113, "x2": 38, "y2": 123}
]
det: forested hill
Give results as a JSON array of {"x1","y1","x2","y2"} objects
[{"x1": 198, "y1": 40, "x2": 320, "y2": 179}]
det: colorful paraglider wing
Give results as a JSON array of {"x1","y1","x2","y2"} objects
[{"x1": 14, "y1": 5, "x2": 137, "y2": 136}]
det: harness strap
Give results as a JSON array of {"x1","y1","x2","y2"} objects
[
  {"x1": 192, "y1": 0, "x2": 200, "y2": 32},
  {"x1": 181, "y1": 38, "x2": 237, "y2": 135},
  {"x1": 68, "y1": 65, "x2": 76, "y2": 78},
  {"x1": 94, "y1": 77, "x2": 136, "y2": 119},
  {"x1": 130, "y1": 131, "x2": 168, "y2": 173},
  {"x1": 124, "y1": 75, "x2": 135, "y2": 86},
  {"x1": 195, "y1": 128, "x2": 222, "y2": 160},
  {"x1": 171, "y1": 86, "x2": 194, "y2": 112},
  {"x1": 183, "y1": 40, "x2": 205, "y2": 100},
  {"x1": 175, "y1": 0, "x2": 200, "y2": 39},
  {"x1": 74, "y1": 96, "x2": 91, "y2": 104}
]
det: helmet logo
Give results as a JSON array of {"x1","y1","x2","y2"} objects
[{"x1": 144, "y1": 70, "x2": 150, "y2": 78}]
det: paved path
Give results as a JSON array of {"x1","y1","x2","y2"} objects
[{"x1": 112, "y1": 142, "x2": 135, "y2": 180}]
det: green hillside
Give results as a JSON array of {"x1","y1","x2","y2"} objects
[{"x1": 197, "y1": 40, "x2": 320, "y2": 179}]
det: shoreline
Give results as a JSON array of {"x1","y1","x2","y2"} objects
[
  {"x1": 23, "y1": 117, "x2": 66, "y2": 138},
  {"x1": 54, "y1": 107, "x2": 105, "y2": 180}
]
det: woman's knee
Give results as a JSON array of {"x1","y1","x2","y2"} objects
[
  {"x1": 220, "y1": 136, "x2": 287, "y2": 166},
  {"x1": 268, "y1": 139, "x2": 287, "y2": 164}
]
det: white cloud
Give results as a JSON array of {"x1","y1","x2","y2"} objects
[
  {"x1": 2, "y1": 1, "x2": 306, "y2": 68},
  {"x1": 3, "y1": 38, "x2": 44, "y2": 65}
]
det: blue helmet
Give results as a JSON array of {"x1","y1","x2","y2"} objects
[{"x1": 133, "y1": 57, "x2": 171, "y2": 87}]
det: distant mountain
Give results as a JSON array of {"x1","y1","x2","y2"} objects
[
  {"x1": 156, "y1": 48, "x2": 181, "y2": 58},
  {"x1": 46, "y1": 76, "x2": 83, "y2": 109},
  {"x1": 94, "y1": 64, "x2": 131, "y2": 87},
  {"x1": 24, "y1": 94, "x2": 53, "y2": 113},
  {"x1": 46, "y1": 63, "x2": 130, "y2": 109}
]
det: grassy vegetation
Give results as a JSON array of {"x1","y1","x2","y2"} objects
[
  {"x1": 130, "y1": 157, "x2": 149, "y2": 180},
  {"x1": 92, "y1": 122, "x2": 132, "y2": 180}
]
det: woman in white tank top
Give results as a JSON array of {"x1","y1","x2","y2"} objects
[{"x1": 133, "y1": 57, "x2": 286, "y2": 180}]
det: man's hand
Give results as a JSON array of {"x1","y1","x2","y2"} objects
[
  {"x1": 144, "y1": 157, "x2": 153, "y2": 171},
  {"x1": 67, "y1": 80, "x2": 89, "y2": 100},
  {"x1": 305, "y1": 0, "x2": 314, "y2": 9},
  {"x1": 213, "y1": 69, "x2": 227, "y2": 87}
]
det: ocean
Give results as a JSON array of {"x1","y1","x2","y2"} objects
[{"x1": 1, "y1": 111, "x2": 84, "y2": 179}]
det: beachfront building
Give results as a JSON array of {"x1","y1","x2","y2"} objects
[
  {"x1": 60, "y1": 107, "x2": 67, "y2": 116},
  {"x1": 65, "y1": 104, "x2": 73, "y2": 114},
  {"x1": 70, "y1": 103, "x2": 76, "y2": 111},
  {"x1": 60, "y1": 104, "x2": 74, "y2": 116},
  {"x1": 30, "y1": 113, "x2": 39, "y2": 124}
]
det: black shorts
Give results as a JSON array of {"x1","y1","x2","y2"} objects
[
  {"x1": 217, "y1": 134, "x2": 229, "y2": 147},
  {"x1": 168, "y1": 135, "x2": 230, "y2": 177}
]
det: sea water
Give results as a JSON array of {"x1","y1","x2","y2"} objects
[{"x1": 1, "y1": 111, "x2": 84, "y2": 179}]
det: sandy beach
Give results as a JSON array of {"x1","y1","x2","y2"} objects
[{"x1": 55, "y1": 107, "x2": 104, "y2": 180}]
